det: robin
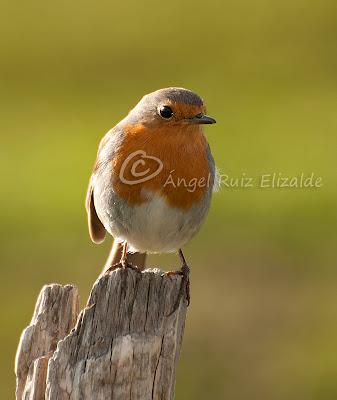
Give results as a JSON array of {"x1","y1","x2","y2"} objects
[{"x1": 86, "y1": 87, "x2": 217, "y2": 309}]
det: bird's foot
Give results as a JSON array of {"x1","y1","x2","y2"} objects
[
  {"x1": 165, "y1": 263, "x2": 190, "y2": 315},
  {"x1": 104, "y1": 260, "x2": 142, "y2": 275},
  {"x1": 103, "y1": 262, "x2": 121, "y2": 275}
]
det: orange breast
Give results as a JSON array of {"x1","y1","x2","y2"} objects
[{"x1": 112, "y1": 123, "x2": 211, "y2": 210}]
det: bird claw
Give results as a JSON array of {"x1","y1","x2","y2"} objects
[
  {"x1": 104, "y1": 261, "x2": 142, "y2": 275},
  {"x1": 166, "y1": 264, "x2": 190, "y2": 316},
  {"x1": 103, "y1": 262, "x2": 121, "y2": 275}
]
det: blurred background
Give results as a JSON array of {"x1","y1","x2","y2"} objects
[{"x1": 1, "y1": 0, "x2": 337, "y2": 398}]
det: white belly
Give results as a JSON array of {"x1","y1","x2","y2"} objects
[{"x1": 97, "y1": 190, "x2": 210, "y2": 253}]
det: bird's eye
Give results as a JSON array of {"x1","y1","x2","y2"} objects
[{"x1": 159, "y1": 106, "x2": 173, "y2": 119}]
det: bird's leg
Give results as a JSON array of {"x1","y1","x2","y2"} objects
[
  {"x1": 120, "y1": 243, "x2": 142, "y2": 272},
  {"x1": 103, "y1": 242, "x2": 141, "y2": 275},
  {"x1": 120, "y1": 242, "x2": 128, "y2": 267},
  {"x1": 178, "y1": 248, "x2": 190, "y2": 305},
  {"x1": 166, "y1": 249, "x2": 190, "y2": 315},
  {"x1": 176, "y1": 249, "x2": 190, "y2": 306}
]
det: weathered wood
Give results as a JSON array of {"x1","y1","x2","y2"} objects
[
  {"x1": 15, "y1": 284, "x2": 79, "y2": 400},
  {"x1": 21, "y1": 356, "x2": 49, "y2": 400},
  {"x1": 16, "y1": 268, "x2": 187, "y2": 400}
]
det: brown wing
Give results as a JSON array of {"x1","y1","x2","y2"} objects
[{"x1": 85, "y1": 182, "x2": 106, "y2": 244}]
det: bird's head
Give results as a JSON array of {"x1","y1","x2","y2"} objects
[{"x1": 124, "y1": 87, "x2": 216, "y2": 131}]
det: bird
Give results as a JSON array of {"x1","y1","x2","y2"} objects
[{"x1": 86, "y1": 87, "x2": 217, "y2": 309}]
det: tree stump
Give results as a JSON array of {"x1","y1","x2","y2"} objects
[{"x1": 15, "y1": 268, "x2": 188, "y2": 400}]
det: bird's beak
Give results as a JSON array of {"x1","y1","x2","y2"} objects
[{"x1": 188, "y1": 113, "x2": 216, "y2": 125}]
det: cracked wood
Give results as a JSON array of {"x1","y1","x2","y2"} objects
[{"x1": 16, "y1": 268, "x2": 187, "y2": 400}]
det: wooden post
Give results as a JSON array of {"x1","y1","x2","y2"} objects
[{"x1": 15, "y1": 267, "x2": 187, "y2": 400}]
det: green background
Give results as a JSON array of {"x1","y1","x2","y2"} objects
[{"x1": 1, "y1": 0, "x2": 337, "y2": 398}]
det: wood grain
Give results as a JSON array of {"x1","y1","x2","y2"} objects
[{"x1": 16, "y1": 268, "x2": 187, "y2": 400}]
